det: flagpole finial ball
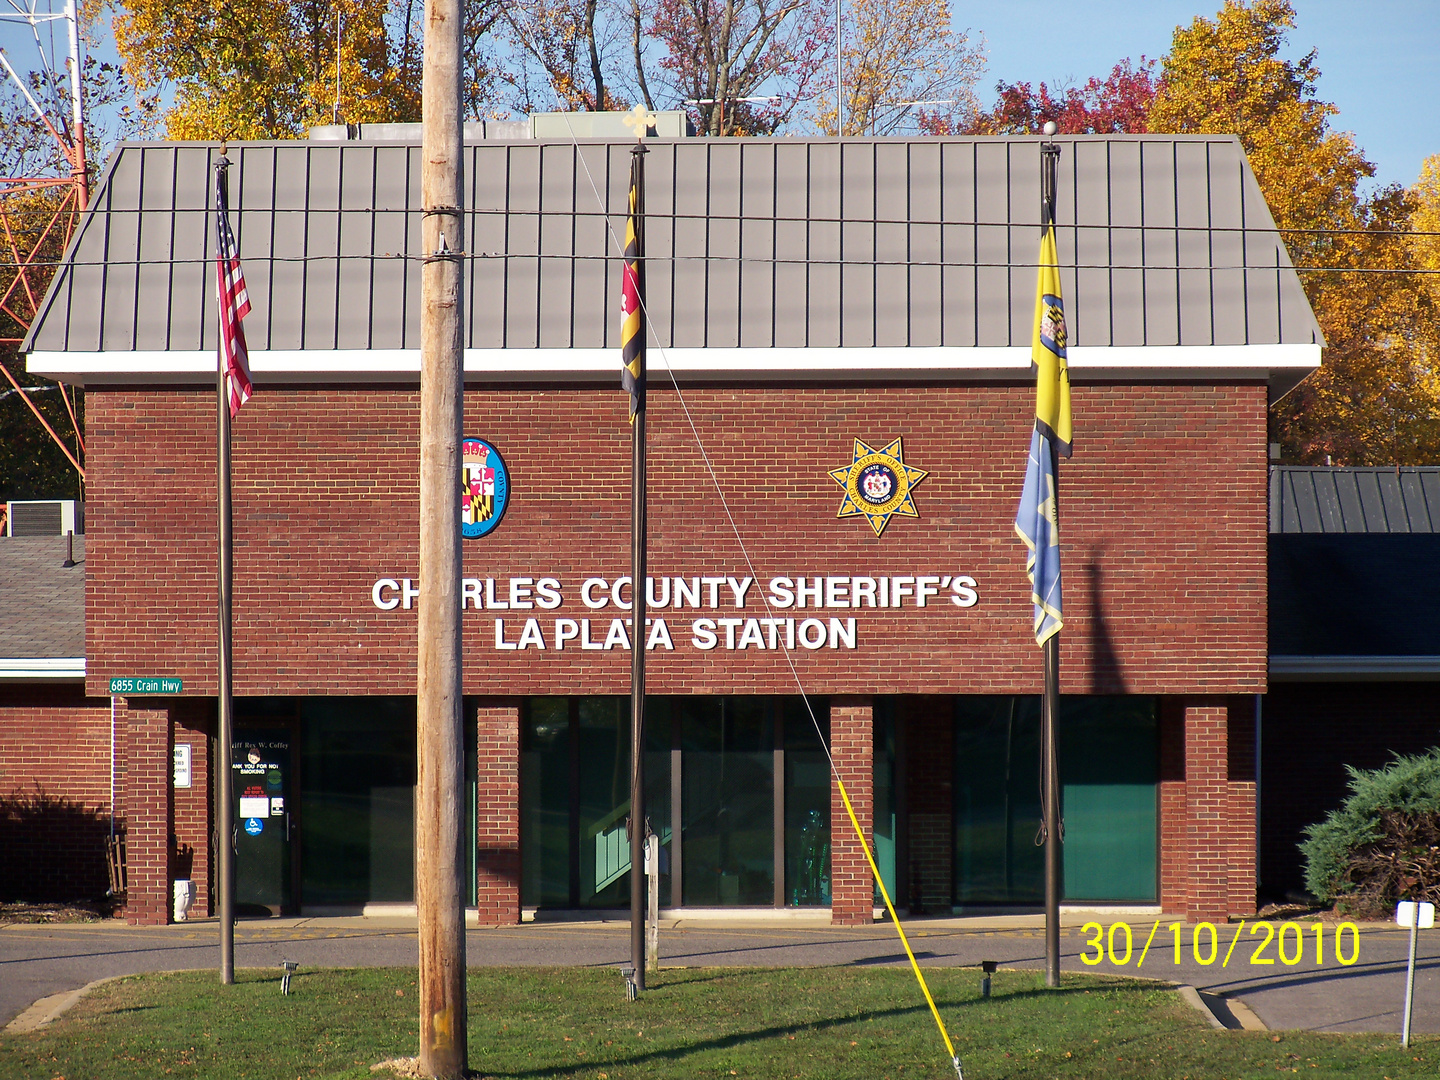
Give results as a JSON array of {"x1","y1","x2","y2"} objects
[{"x1": 1042, "y1": 121, "x2": 1058, "y2": 136}]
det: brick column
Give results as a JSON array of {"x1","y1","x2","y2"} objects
[
  {"x1": 903, "y1": 697, "x2": 953, "y2": 913},
  {"x1": 171, "y1": 700, "x2": 213, "y2": 917},
  {"x1": 1157, "y1": 700, "x2": 1187, "y2": 916},
  {"x1": 474, "y1": 700, "x2": 520, "y2": 925},
  {"x1": 1226, "y1": 699, "x2": 1258, "y2": 919},
  {"x1": 116, "y1": 697, "x2": 173, "y2": 925},
  {"x1": 830, "y1": 697, "x2": 874, "y2": 925}
]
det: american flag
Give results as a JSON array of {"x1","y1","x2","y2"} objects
[{"x1": 215, "y1": 167, "x2": 253, "y2": 417}]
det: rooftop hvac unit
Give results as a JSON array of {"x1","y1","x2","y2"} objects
[{"x1": 5, "y1": 499, "x2": 82, "y2": 536}]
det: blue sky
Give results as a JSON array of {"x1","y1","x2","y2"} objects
[
  {"x1": 977, "y1": 0, "x2": 1435, "y2": 190},
  {"x1": 2, "y1": 0, "x2": 1433, "y2": 190}
]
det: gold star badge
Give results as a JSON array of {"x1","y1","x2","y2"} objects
[{"x1": 828, "y1": 437, "x2": 928, "y2": 537}]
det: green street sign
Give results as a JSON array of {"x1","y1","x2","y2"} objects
[{"x1": 108, "y1": 677, "x2": 183, "y2": 695}]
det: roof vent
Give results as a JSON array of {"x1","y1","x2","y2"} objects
[{"x1": 5, "y1": 499, "x2": 81, "y2": 536}]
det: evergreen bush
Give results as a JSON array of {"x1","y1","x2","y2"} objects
[{"x1": 1300, "y1": 748, "x2": 1440, "y2": 917}]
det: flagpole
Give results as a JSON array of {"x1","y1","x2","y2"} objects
[
  {"x1": 1039, "y1": 138, "x2": 1062, "y2": 990},
  {"x1": 215, "y1": 152, "x2": 236, "y2": 986},
  {"x1": 628, "y1": 140, "x2": 649, "y2": 998}
]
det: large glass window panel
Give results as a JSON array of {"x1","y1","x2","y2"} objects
[
  {"x1": 679, "y1": 698, "x2": 774, "y2": 906},
  {"x1": 872, "y1": 700, "x2": 897, "y2": 905},
  {"x1": 953, "y1": 696, "x2": 1158, "y2": 905},
  {"x1": 520, "y1": 699, "x2": 570, "y2": 908},
  {"x1": 1060, "y1": 697, "x2": 1157, "y2": 901},
  {"x1": 784, "y1": 699, "x2": 830, "y2": 906},
  {"x1": 298, "y1": 697, "x2": 416, "y2": 907},
  {"x1": 577, "y1": 698, "x2": 631, "y2": 907},
  {"x1": 954, "y1": 697, "x2": 1043, "y2": 905}
]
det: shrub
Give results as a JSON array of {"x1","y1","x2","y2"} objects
[{"x1": 1300, "y1": 748, "x2": 1440, "y2": 917}]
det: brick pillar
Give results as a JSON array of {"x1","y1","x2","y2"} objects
[
  {"x1": 172, "y1": 700, "x2": 213, "y2": 917},
  {"x1": 903, "y1": 697, "x2": 952, "y2": 913},
  {"x1": 1157, "y1": 700, "x2": 1187, "y2": 916},
  {"x1": 116, "y1": 697, "x2": 173, "y2": 925},
  {"x1": 474, "y1": 700, "x2": 520, "y2": 925},
  {"x1": 830, "y1": 697, "x2": 874, "y2": 925},
  {"x1": 1226, "y1": 699, "x2": 1258, "y2": 919}
]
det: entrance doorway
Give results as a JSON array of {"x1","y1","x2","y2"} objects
[{"x1": 232, "y1": 727, "x2": 296, "y2": 916}]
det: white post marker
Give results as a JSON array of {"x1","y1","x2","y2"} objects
[
  {"x1": 644, "y1": 833, "x2": 660, "y2": 973},
  {"x1": 1396, "y1": 899, "x2": 1435, "y2": 1048}
]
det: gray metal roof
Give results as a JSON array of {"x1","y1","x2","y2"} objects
[
  {"x1": 1269, "y1": 466, "x2": 1440, "y2": 533},
  {"x1": 24, "y1": 134, "x2": 1321, "y2": 363},
  {"x1": 0, "y1": 536, "x2": 84, "y2": 668}
]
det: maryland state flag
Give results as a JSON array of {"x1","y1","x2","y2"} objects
[
  {"x1": 620, "y1": 153, "x2": 645, "y2": 422},
  {"x1": 1014, "y1": 203, "x2": 1072, "y2": 646}
]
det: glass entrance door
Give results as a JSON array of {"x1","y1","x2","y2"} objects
[{"x1": 233, "y1": 729, "x2": 294, "y2": 916}]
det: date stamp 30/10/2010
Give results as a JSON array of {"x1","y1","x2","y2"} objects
[{"x1": 1078, "y1": 920, "x2": 1361, "y2": 969}]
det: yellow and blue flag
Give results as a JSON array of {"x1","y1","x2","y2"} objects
[
  {"x1": 620, "y1": 154, "x2": 644, "y2": 422},
  {"x1": 1014, "y1": 216, "x2": 1071, "y2": 646}
]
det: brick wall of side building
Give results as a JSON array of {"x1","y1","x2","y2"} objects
[
  {"x1": 900, "y1": 696, "x2": 953, "y2": 912},
  {"x1": 0, "y1": 686, "x2": 114, "y2": 902}
]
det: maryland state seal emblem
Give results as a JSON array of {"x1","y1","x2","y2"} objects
[
  {"x1": 828, "y1": 437, "x2": 928, "y2": 537},
  {"x1": 461, "y1": 437, "x2": 510, "y2": 538}
]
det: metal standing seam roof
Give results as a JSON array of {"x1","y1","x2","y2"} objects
[
  {"x1": 23, "y1": 134, "x2": 1322, "y2": 382},
  {"x1": 1269, "y1": 466, "x2": 1440, "y2": 533}
]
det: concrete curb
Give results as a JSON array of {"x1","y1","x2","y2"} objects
[
  {"x1": 3, "y1": 974, "x2": 132, "y2": 1034},
  {"x1": 1178, "y1": 985, "x2": 1226, "y2": 1030}
]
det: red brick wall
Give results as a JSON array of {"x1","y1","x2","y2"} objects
[
  {"x1": 0, "y1": 685, "x2": 114, "y2": 901},
  {"x1": 899, "y1": 696, "x2": 953, "y2": 912},
  {"x1": 83, "y1": 382, "x2": 1268, "y2": 700},
  {"x1": 474, "y1": 700, "x2": 520, "y2": 924},
  {"x1": 1261, "y1": 683, "x2": 1440, "y2": 900},
  {"x1": 115, "y1": 696, "x2": 172, "y2": 924},
  {"x1": 171, "y1": 701, "x2": 214, "y2": 916},
  {"x1": 1158, "y1": 696, "x2": 1257, "y2": 921},
  {"x1": 831, "y1": 697, "x2": 874, "y2": 924}
]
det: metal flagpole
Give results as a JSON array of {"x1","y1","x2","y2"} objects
[
  {"x1": 1039, "y1": 139, "x2": 1063, "y2": 989},
  {"x1": 628, "y1": 140, "x2": 649, "y2": 998},
  {"x1": 215, "y1": 153, "x2": 235, "y2": 986}
]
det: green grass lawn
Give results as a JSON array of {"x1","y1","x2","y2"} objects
[{"x1": 0, "y1": 966, "x2": 1432, "y2": 1080}]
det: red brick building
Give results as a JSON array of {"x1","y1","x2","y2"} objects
[{"x1": 11, "y1": 126, "x2": 1323, "y2": 925}]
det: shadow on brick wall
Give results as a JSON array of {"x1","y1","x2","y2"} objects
[{"x1": 0, "y1": 786, "x2": 116, "y2": 903}]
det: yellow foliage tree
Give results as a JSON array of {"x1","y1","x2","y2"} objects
[
  {"x1": 113, "y1": 0, "x2": 423, "y2": 139},
  {"x1": 1413, "y1": 154, "x2": 1440, "y2": 302},
  {"x1": 1149, "y1": 0, "x2": 1440, "y2": 464},
  {"x1": 822, "y1": 0, "x2": 983, "y2": 136}
]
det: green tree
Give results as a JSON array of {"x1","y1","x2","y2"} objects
[{"x1": 1146, "y1": 0, "x2": 1440, "y2": 464}]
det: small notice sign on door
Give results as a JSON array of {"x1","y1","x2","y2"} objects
[{"x1": 173, "y1": 744, "x2": 192, "y2": 788}]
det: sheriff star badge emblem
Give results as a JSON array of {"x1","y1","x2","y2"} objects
[{"x1": 828, "y1": 437, "x2": 929, "y2": 537}]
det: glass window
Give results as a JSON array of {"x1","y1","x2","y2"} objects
[
  {"x1": 679, "y1": 698, "x2": 775, "y2": 906},
  {"x1": 953, "y1": 696, "x2": 1158, "y2": 906},
  {"x1": 872, "y1": 700, "x2": 897, "y2": 905},
  {"x1": 520, "y1": 699, "x2": 570, "y2": 908},
  {"x1": 298, "y1": 697, "x2": 416, "y2": 907},
  {"x1": 784, "y1": 699, "x2": 830, "y2": 906}
]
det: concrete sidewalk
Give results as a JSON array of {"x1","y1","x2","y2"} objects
[{"x1": 2, "y1": 914, "x2": 1435, "y2": 1037}]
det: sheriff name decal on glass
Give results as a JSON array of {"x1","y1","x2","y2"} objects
[{"x1": 461, "y1": 437, "x2": 510, "y2": 539}]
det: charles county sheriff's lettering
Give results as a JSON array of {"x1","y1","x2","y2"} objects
[{"x1": 370, "y1": 573, "x2": 978, "y2": 651}]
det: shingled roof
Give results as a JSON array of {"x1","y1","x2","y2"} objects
[
  {"x1": 25, "y1": 133, "x2": 1321, "y2": 393},
  {"x1": 0, "y1": 536, "x2": 84, "y2": 679}
]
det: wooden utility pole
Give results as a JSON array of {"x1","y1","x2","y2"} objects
[{"x1": 417, "y1": 0, "x2": 467, "y2": 1071}]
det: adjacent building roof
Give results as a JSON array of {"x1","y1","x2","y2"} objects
[
  {"x1": 1270, "y1": 466, "x2": 1440, "y2": 533},
  {"x1": 1269, "y1": 467, "x2": 1440, "y2": 679},
  {"x1": 25, "y1": 133, "x2": 1321, "y2": 392},
  {"x1": 0, "y1": 536, "x2": 84, "y2": 679}
]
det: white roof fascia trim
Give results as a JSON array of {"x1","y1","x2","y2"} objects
[
  {"x1": 0, "y1": 657, "x2": 85, "y2": 680},
  {"x1": 1269, "y1": 655, "x2": 1440, "y2": 681},
  {"x1": 28, "y1": 343, "x2": 1320, "y2": 385}
]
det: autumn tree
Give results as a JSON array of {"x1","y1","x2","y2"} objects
[
  {"x1": 970, "y1": 58, "x2": 1158, "y2": 136},
  {"x1": 1144, "y1": 0, "x2": 1439, "y2": 464},
  {"x1": 820, "y1": 0, "x2": 983, "y2": 136},
  {"x1": 113, "y1": 0, "x2": 427, "y2": 138}
]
